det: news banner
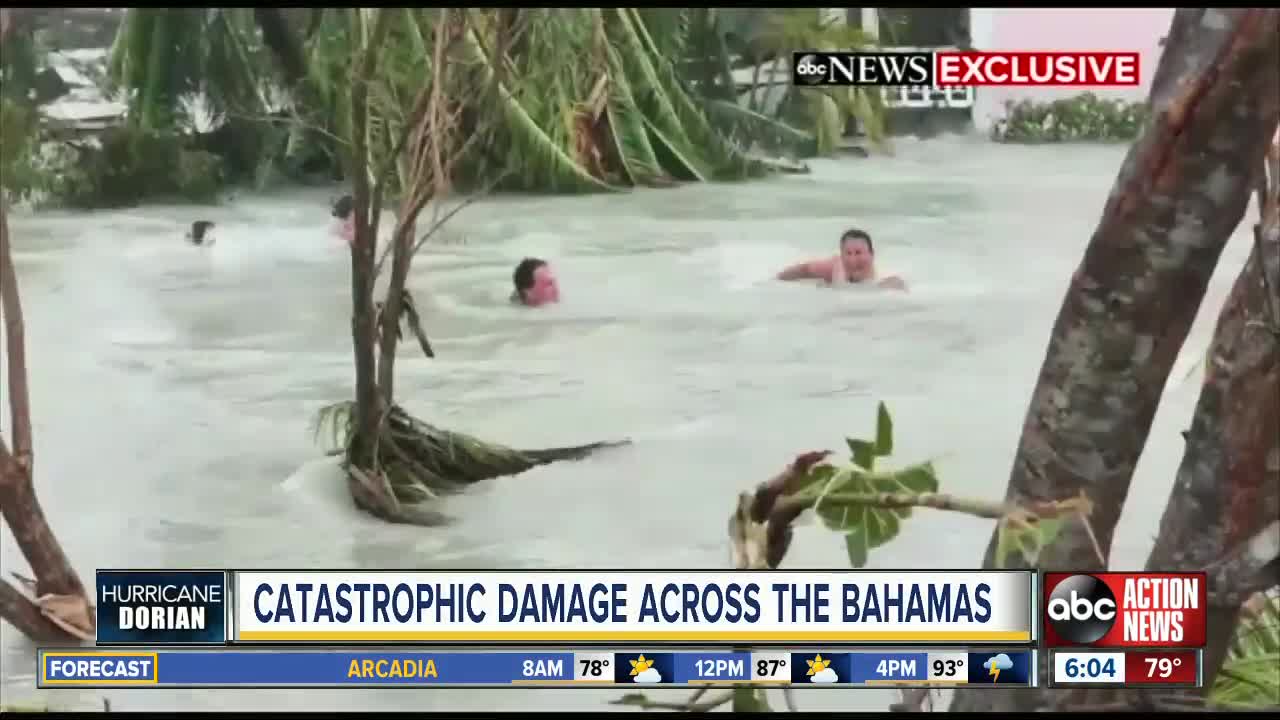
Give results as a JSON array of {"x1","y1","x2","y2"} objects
[{"x1": 38, "y1": 570, "x2": 1205, "y2": 690}]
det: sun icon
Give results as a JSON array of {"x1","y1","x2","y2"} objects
[
  {"x1": 629, "y1": 655, "x2": 655, "y2": 677},
  {"x1": 806, "y1": 654, "x2": 831, "y2": 676}
]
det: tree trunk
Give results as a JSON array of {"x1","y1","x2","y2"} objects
[
  {"x1": 950, "y1": 8, "x2": 1280, "y2": 712},
  {"x1": 0, "y1": 200, "x2": 92, "y2": 642},
  {"x1": 376, "y1": 222, "x2": 415, "y2": 402},
  {"x1": 347, "y1": 10, "x2": 392, "y2": 465},
  {"x1": 1136, "y1": 150, "x2": 1280, "y2": 695}
]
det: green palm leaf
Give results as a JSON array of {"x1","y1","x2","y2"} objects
[
  {"x1": 460, "y1": 24, "x2": 616, "y2": 193},
  {"x1": 609, "y1": 8, "x2": 711, "y2": 181},
  {"x1": 602, "y1": 41, "x2": 667, "y2": 186}
]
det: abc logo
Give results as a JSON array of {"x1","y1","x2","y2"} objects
[
  {"x1": 1046, "y1": 574, "x2": 1117, "y2": 644},
  {"x1": 793, "y1": 53, "x2": 827, "y2": 85}
]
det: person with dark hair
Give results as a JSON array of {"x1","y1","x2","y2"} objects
[
  {"x1": 777, "y1": 228, "x2": 906, "y2": 290},
  {"x1": 510, "y1": 257, "x2": 560, "y2": 307},
  {"x1": 186, "y1": 220, "x2": 216, "y2": 247},
  {"x1": 331, "y1": 194, "x2": 355, "y2": 246}
]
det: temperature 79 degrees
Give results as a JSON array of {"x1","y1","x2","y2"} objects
[
  {"x1": 1124, "y1": 651, "x2": 1198, "y2": 685},
  {"x1": 1145, "y1": 656, "x2": 1180, "y2": 678}
]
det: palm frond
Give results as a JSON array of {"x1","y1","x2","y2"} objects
[
  {"x1": 1212, "y1": 593, "x2": 1280, "y2": 708},
  {"x1": 460, "y1": 20, "x2": 616, "y2": 193}
]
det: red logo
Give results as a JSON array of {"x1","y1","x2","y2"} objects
[{"x1": 934, "y1": 52, "x2": 1140, "y2": 87}]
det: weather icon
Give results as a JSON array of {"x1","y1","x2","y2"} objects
[
  {"x1": 630, "y1": 655, "x2": 662, "y2": 684},
  {"x1": 984, "y1": 653, "x2": 1013, "y2": 682},
  {"x1": 806, "y1": 654, "x2": 838, "y2": 684}
]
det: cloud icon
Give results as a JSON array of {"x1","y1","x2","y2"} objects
[
  {"x1": 634, "y1": 668, "x2": 662, "y2": 684},
  {"x1": 984, "y1": 654, "x2": 1014, "y2": 671},
  {"x1": 810, "y1": 667, "x2": 838, "y2": 684}
]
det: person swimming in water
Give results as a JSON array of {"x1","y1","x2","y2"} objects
[
  {"x1": 186, "y1": 220, "x2": 216, "y2": 246},
  {"x1": 331, "y1": 194, "x2": 355, "y2": 246},
  {"x1": 777, "y1": 228, "x2": 906, "y2": 290},
  {"x1": 511, "y1": 257, "x2": 560, "y2": 307}
]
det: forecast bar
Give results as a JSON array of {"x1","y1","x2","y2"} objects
[{"x1": 38, "y1": 648, "x2": 1037, "y2": 688}]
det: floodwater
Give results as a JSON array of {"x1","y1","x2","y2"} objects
[{"x1": 0, "y1": 135, "x2": 1259, "y2": 711}]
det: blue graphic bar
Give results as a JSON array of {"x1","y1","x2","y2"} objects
[
  {"x1": 37, "y1": 649, "x2": 1037, "y2": 688},
  {"x1": 851, "y1": 652, "x2": 928, "y2": 683},
  {"x1": 40, "y1": 650, "x2": 573, "y2": 688},
  {"x1": 673, "y1": 652, "x2": 752, "y2": 684}
]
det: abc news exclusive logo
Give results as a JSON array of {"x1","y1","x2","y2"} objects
[
  {"x1": 792, "y1": 51, "x2": 1140, "y2": 87},
  {"x1": 1042, "y1": 573, "x2": 1207, "y2": 649}
]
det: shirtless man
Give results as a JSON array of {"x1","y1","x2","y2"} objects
[{"x1": 777, "y1": 229, "x2": 906, "y2": 290}]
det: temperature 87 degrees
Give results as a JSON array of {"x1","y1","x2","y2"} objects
[{"x1": 751, "y1": 652, "x2": 790, "y2": 682}]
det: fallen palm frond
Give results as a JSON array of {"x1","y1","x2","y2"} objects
[{"x1": 313, "y1": 401, "x2": 628, "y2": 526}]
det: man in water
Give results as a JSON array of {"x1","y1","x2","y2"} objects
[
  {"x1": 777, "y1": 229, "x2": 906, "y2": 290},
  {"x1": 186, "y1": 220, "x2": 216, "y2": 247},
  {"x1": 331, "y1": 194, "x2": 355, "y2": 246},
  {"x1": 511, "y1": 257, "x2": 560, "y2": 307}
]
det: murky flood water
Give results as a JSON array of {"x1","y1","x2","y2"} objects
[{"x1": 0, "y1": 136, "x2": 1258, "y2": 711}]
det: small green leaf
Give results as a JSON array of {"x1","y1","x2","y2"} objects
[
  {"x1": 875, "y1": 401, "x2": 893, "y2": 455},
  {"x1": 846, "y1": 438, "x2": 876, "y2": 470},
  {"x1": 813, "y1": 461, "x2": 939, "y2": 568},
  {"x1": 844, "y1": 531, "x2": 869, "y2": 568}
]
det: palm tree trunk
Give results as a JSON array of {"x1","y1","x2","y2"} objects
[
  {"x1": 949, "y1": 7, "x2": 1280, "y2": 712},
  {"x1": 376, "y1": 222, "x2": 414, "y2": 401},
  {"x1": 348, "y1": 10, "x2": 392, "y2": 465}
]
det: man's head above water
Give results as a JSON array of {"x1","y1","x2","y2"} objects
[
  {"x1": 512, "y1": 257, "x2": 560, "y2": 307},
  {"x1": 332, "y1": 194, "x2": 355, "y2": 245},
  {"x1": 839, "y1": 228, "x2": 875, "y2": 282}
]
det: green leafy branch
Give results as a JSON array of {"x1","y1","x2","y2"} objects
[
  {"x1": 614, "y1": 402, "x2": 1102, "y2": 713},
  {"x1": 727, "y1": 402, "x2": 1097, "y2": 573}
]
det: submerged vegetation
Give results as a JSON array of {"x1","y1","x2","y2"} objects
[{"x1": 991, "y1": 92, "x2": 1149, "y2": 144}]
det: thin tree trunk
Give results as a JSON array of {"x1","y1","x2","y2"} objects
[
  {"x1": 1137, "y1": 155, "x2": 1280, "y2": 695},
  {"x1": 347, "y1": 10, "x2": 392, "y2": 463},
  {"x1": 0, "y1": 200, "x2": 91, "y2": 642},
  {"x1": 950, "y1": 8, "x2": 1280, "y2": 712},
  {"x1": 376, "y1": 222, "x2": 414, "y2": 401}
]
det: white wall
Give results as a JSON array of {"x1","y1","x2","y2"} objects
[{"x1": 968, "y1": 8, "x2": 1175, "y2": 133}]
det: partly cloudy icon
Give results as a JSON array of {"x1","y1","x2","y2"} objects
[
  {"x1": 811, "y1": 667, "x2": 838, "y2": 684},
  {"x1": 984, "y1": 654, "x2": 1014, "y2": 682},
  {"x1": 630, "y1": 655, "x2": 662, "y2": 684},
  {"x1": 806, "y1": 654, "x2": 838, "y2": 684}
]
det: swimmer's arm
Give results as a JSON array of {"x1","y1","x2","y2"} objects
[
  {"x1": 878, "y1": 275, "x2": 907, "y2": 291},
  {"x1": 777, "y1": 261, "x2": 820, "y2": 281}
]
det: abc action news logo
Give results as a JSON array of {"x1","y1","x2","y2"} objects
[
  {"x1": 792, "y1": 51, "x2": 1140, "y2": 87},
  {"x1": 1042, "y1": 573, "x2": 1207, "y2": 649}
]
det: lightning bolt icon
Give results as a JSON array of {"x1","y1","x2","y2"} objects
[{"x1": 990, "y1": 666, "x2": 1000, "y2": 683}]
